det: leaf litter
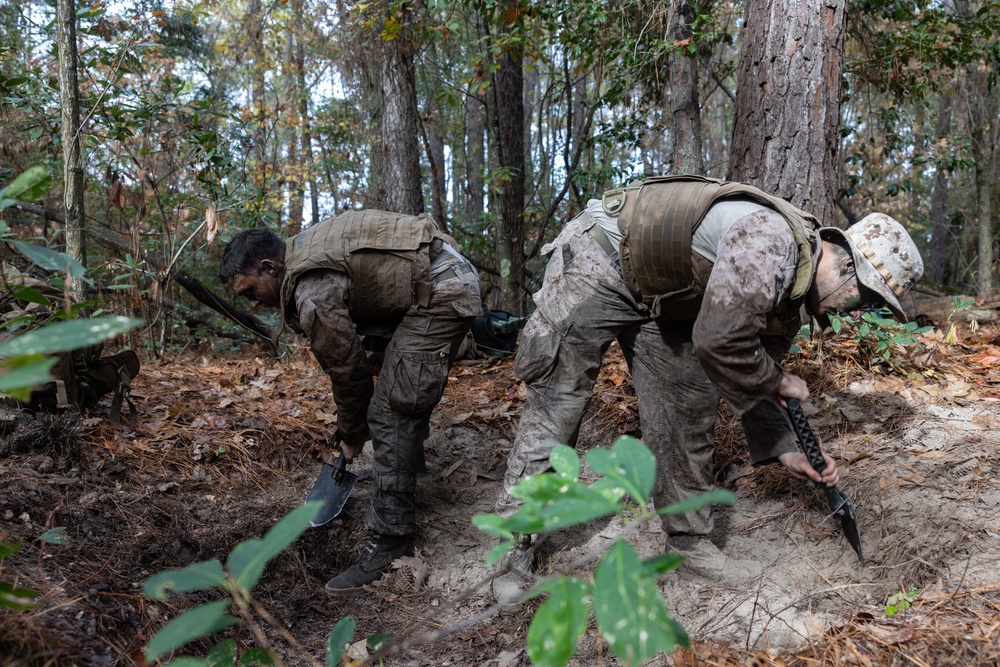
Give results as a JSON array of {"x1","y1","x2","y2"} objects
[{"x1": 3, "y1": 320, "x2": 1000, "y2": 665}]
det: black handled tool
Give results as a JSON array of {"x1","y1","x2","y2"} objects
[
  {"x1": 305, "y1": 451, "x2": 358, "y2": 527},
  {"x1": 786, "y1": 398, "x2": 864, "y2": 563}
]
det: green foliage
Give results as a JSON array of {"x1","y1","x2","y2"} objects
[
  {"x1": 885, "y1": 584, "x2": 919, "y2": 616},
  {"x1": 829, "y1": 309, "x2": 933, "y2": 366},
  {"x1": 0, "y1": 541, "x2": 39, "y2": 611},
  {"x1": 473, "y1": 436, "x2": 737, "y2": 667},
  {"x1": 141, "y1": 502, "x2": 364, "y2": 665}
]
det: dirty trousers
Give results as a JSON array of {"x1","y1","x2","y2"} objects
[
  {"x1": 495, "y1": 213, "x2": 722, "y2": 535},
  {"x1": 366, "y1": 269, "x2": 480, "y2": 537}
]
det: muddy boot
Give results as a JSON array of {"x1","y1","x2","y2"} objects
[
  {"x1": 491, "y1": 536, "x2": 535, "y2": 605},
  {"x1": 669, "y1": 534, "x2": 729, "y2": 580},
  {"x1": 325, "y1": 534, "x2": 414, "y2": 596}
]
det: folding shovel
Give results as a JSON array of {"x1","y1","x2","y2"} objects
[
  {"x1": 305, "y1": 454, "x2": 357, "y2": 527},
  {"x1": 786, "y1": 398, "x2": 864, "y2": 564}
]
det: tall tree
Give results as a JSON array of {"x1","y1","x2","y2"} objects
[
  {"x1": 668, "y1": 0, "x2": 705, "y2": 174},
  {"x1": 728, "y1": 0, "x2": 847, "y2": 221},
  {"x1": 478, "y1": 0, "x2": 526, "y2": 314},
  {"x1": 56, "y1": 0, "x2": 86, "y2": 295},
  {"x1": 375, "y1": 1, "x2": 424, "y2": 215}
]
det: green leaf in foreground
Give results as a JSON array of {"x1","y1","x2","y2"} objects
[
  {"x1": 656, "y1": 488, "x2": 737, "y2": 517},
  {"x1": 0, "y1": 356, "x2": 59, "y2": 400},
  {"x1": 0, "y1": 581, "x2": 40, "y2": 610},
  {"x1": 226, "y1": 502, "x2": 320, "y2": 590},
  {"x1": 0, "y1": 167, "x2": 51, "y2": 209},
  {"x1": 585, "y1": 435, "x2": 656, "y2": 505},
  {"x1": 143, "y1": 560, "x2": 227, "y2": 601},
  {"x1": 326, "y1": 616, "x2": 356, "y2": 667},
  {"x1": 0, "y1": 317, "x2": 140, "y2": 359},
  {"x1": 527, "y1": 577, "x2": 591, "y2": 667},
  {"x1": 593, "y1": 541, "x2": 685, "y2": 666},
  {"x1": 145, "y1": 599, "x2": 240, "y2": 662},
  {"x1": 11, "y1": 241, "x2": 92, "y2": 286}
]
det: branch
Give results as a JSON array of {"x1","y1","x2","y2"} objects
[{"x1": 9, "y1": 201, "x2": 278, "y2": 354}]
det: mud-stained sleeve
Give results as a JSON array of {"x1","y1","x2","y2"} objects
[
  {"x1": 692, "y1": 211, "x2": 797, "y2": 417},
  {"x1": 294, "y1": 271, "x2": 373, "y2": 444}
]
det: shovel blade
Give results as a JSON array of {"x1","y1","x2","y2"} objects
[
  {"x1": 826, "y1": 487, "x2": 864, "y2": 564},
  {"x1": 306, "y1": 458, "x2": 358, "y2": 527}
]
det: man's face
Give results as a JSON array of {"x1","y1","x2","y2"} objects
[
  {"x1": 809, "y1": 245, "x2": 886, "y2": 318},
  {"x1": 230, "y1": 261, "x2": 282, "y2": 309}
]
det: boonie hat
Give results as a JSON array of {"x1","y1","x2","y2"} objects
[{"x1": 820, "y1": 213, "x2": 923, "y2": 321}]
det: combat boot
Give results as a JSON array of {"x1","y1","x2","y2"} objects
[
  {"x1": 325, "y1": 534, "x2": 413, "y2": 596},
  {"x1": 491, "y1": 535, "x2": 535, "y2": 605}
]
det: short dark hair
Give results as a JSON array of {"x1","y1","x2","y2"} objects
[{"x1": 220, "y1": 228, "x2": 286, "y2": 283}]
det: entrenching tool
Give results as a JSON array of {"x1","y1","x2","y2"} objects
[
  {"x1": 786, "y1": 398, "x2": 864, "y2": 564},
  {"x1": 305, "y1": 453, "x2": 357, "y2": 527}
]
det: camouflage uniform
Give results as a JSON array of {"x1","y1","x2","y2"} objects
[
  {"x1": 283, "y1": 213, "x2": 482, "y2": 537},
  {"x1": 498, "y1": 195, "x2": 819, "y2": 536}
]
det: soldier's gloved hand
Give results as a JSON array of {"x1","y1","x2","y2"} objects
[{"x1": 778, "y1": 451, "x2": 840, "y2": 487}]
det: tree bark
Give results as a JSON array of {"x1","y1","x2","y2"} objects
[
  {"x1": 928, "y1": 91, "x2": 953, "y2": 285},
  {"x1": 668, "y1": 0, "x2": 704, "y2": 175},
  {"x1": 56, "y1": 0, "x2": 86, "y2": 300},
  {"x1": 480, "y1": 0, "x2": 526, "y2": 315},
  {"x1": 378, "y1": 1, "x2": 424, "y2": 215},
  {"x1": 727, "y1": 0, "x2": 846, "y2": 223},
  {"x1": 465, "y1": 92, "x2": 486, "y2": 226}
]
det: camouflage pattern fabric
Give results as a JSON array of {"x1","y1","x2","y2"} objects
[{"x1": 497, "y1": 208, "x2": 810, "y2": 535}]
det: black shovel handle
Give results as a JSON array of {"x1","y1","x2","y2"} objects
[{"x1": 786, "y1": 398, "x2": 826, "y2": 473}]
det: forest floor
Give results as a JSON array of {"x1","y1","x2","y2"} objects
[{"x1": 4, "y1": 314, "x2": 1000, "y2": 667}]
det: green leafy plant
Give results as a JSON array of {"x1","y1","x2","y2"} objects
[
  {"x1": 829, "y1": 308, "x2": 933, "y2": 366},
  {"x1": 141, "y1": 502, "x2": 360, "y2": 666},
  {"x1": 0, "y1": 542, "x2": 40, "y2": 610},
  {"x1": 885, "y1": 584, "x2": 919, "y2": 616},
  {"x1": 473, "y1": 436, "x2": 737, "y2": 667}
]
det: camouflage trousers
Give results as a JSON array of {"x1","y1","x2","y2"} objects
[
  {"x1": 496, "y1": 213, "x2": 723, "y2": 535},
  {"x1": 366, "y1": 262, "x2": 481, "y2": 537}
]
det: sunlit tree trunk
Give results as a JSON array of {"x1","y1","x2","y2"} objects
[
  {"x1": 56, "y1": 0, "x2": 86, "y2": 298},
  {"x1": 728, "y1": 0, "x2": 846, "y2": 222}
]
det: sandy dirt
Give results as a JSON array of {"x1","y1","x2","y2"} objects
[{"x1": 3, "y1": 323, "x2": 1000, "y2": 666}]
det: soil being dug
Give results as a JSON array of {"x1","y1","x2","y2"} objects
[{"x1": 3, "y1": 322, "x2": 1000, "y2": 667}]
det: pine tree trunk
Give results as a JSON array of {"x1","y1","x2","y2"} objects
[
  {"x1": 668, "y1": 0, "x2": 704, "y2": 175},
  {"x1": 928, "y1": 91, "x2": 953, "y2": 285},
  {"x1": 727, "y1": 0, "x2": 846, "y2": 222}
]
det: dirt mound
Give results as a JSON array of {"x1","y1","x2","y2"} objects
[{"x1": 2, "y1": 325, "x2": 1000, "y2": 666}]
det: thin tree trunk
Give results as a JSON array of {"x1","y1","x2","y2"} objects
[
  {"x1": 728, "y1": 0, "x2": 846, "y2": 222},
  {"x1": 668, "y1": 0, "x2": 704, "y2": 175},
  {"x1": 465, "y1": 92, "x2": 486, "y2": 226},
  {"x1": 56, "y1": 0, "x2": 86, "y2": 299},
  {"x1": 928, "y1": 91, "x2": 953, "y2": 285}
]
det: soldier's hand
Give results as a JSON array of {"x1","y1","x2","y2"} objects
[
  {"x1": 774, "y1": 372, "x2": 809, "y2": 405},
  {"x1": 778, "y1": 451, "x2": 840, "y2": 487},
  {"x1": 339, "y1": 439, "x2": 365, "y2": 463}
]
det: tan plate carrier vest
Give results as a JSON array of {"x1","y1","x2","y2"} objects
[
  {"x1": 278, "y1": 210, "x2": 458, "y2": 339},
  {"x1": 603, "y1": 174, "x2": 821, "y2": 319}
]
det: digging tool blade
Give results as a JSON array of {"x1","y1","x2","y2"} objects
[
  {"x1": 306, "y1": 454, "x2": 357, "y2": 527},
  {"x1": 786, "y1": 398, "x2": 864, "y2": 563}
]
